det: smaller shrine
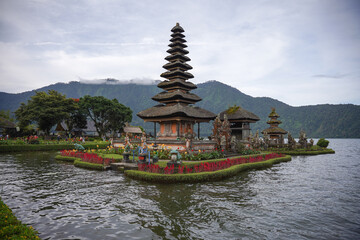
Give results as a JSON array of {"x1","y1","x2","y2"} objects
[
  {"x1": 261, "y1": 108, "x2": 287, "y2": 145},
  {"x1": 219, "y1": 105, "x2": 260, "y2": 142}
]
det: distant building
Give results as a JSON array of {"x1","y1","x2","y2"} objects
[
  {"x1": 53, "y1": 120, "x2": 98, "y2": 137},
  {"x1": 0, "y1": 117, "x2": 16, "y2": 136},
  {"x1": 123, "y1": 123, "x2": 143, "y2": 135}
]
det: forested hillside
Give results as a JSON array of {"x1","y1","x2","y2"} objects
[{"x1": 1, "y1": 80, "x2": 359, "y2": 138}]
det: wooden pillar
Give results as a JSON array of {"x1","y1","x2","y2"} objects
[
  {"x1": 154, "y1": 122, "x2": 156, "y2": 139},
  {"x1": 198, "y1": 122, "x2": 200, "y2": 138},
  {"x1": 177, "y1": 121, "x2": 180, "y2": 138}
]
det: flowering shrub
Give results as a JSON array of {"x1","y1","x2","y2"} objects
[
  {"x1": 138, "y1": 163, "x2": 161, "y2": 173},
  {"x1": 157, "y1": 149, "x2": 170, "y2": 159},
  {"x1": 137, "y1": 153, "x2": 284, "y2": 175},
  {"x1": 181, "y1": 150, "x2": 225, "y2": 161},
  {"x1": 60, "y1": 150, "x2": 113, "y2": 165}
]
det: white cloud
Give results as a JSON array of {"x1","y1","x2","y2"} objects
[{"x1": 0, "y1": 0, "x2": 359, "y2": 106}]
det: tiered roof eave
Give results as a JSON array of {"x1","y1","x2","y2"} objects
[
  {"x1": 137, "y1": 103, "x2": 215, "y2": 122},
  {"x1": 152, "y1": 90, "x2": 201, "y2": 104},
  {"x1": 157, "y1": 79, "x2": 197, "y2": 90}
]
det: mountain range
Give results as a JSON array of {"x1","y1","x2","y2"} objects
[{"x1": 1, "y1": 79, "x2": 359, "y2": 138}]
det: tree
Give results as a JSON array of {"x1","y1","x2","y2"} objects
[
  {"x1": 79, "y1": 95, "x2": 132, "y2": 138},
  {"x1": 106, "y1": 98, "x2": 133, "y2": 136},
  {"x1": 64, "y1": 99, "x2": 87, "y2": 133},
  {"x1": 317, "y1": 138, "x2": 329, "y2": 148},
  {"x1": 0, "y1": 110, "x2": 15, "y2": 122},
  {"x1": 15, "y1": 90, "x2": 76, "y2": 135}
]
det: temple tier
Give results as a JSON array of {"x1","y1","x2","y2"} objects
[{"x1": 137, "y1": 23, "x2": 216, "y2": 140}]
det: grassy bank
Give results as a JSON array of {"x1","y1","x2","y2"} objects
[
  {"x1": 271, "y1": 148, "x2": 335, "y2": 155},
  {"x1": 125, "y1": 155, "x2": 291, "y2": 183},
  {"x1": 0, "y1": 197, "x2": 40, "y2": 239},
  {"x1": 54, "y1": 155, "x2": 78, "y2": 162},
  {"x1": 0, "y1": 142, "x2": 109, "y2": 153},
  {"x1": 74, "y1": 159, "x2": 107, "y2": 170}
]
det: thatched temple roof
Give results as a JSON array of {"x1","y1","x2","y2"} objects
[
  {"x1": 137, "y1": 103, "x2": 216, "y2": 122},
  {"x1": 219, "y1": 106, "x2": 260, "y2": 122},
  {"x1": 261, "y1": 127, "x2": 287, "y2": 135},
  {"x1": 152, "y1": 90, "x2": 201, "y2": 103}
]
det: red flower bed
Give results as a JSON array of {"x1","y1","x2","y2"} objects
[
  {"x1": 60, "y1": 150, "x2": 85, "y2": 158},
  {"x1": 60, "y1": 150, "x2": 113, "y2": 165},
  {"x1": 138, "y1": 153, "x2": 284, "y2": 174}
]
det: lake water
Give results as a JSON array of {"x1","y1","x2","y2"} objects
[{"x1": 0, "y1": 139, "x2": 359, "y2": 240}]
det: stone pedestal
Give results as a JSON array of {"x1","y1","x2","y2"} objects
[
  {"x1": 138, "y1": 154, "x2": 148, "y2": 164},
  {"x1": 152, "y1": 155, "x2": 159, "y2": 164},
  {"x1": 167, "y1": 161, "x2": 182, "y2": 168},
  {"x1": 167, "y1": 151, "x2": 182, "y2": 167},
  {"x1": 122, "y1": 152, "x2": 132, "y2": 163}
]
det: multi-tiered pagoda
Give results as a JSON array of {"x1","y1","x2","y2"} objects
[
  {"x1": 137, "y1": 23, "x2": 216, "y2": 140},
  {"x1": 261, "y1": 108, "x2": 287, "y2": 142}
]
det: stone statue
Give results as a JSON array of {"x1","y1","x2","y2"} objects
[
  {"x1": 140, "y1": 132, "x2": 147, "y2": 149},
  {"x1": 221, "y1": 114, "x2": 232, "y2": 150},
  {"x1": 122, "y1": 133, "x2": 132, "y2": 162},
  {"x1": 124, "y1": 133, "x2": 131, "y2": 153},
  {"x1": 185, "y1": 129, "x2": 195, "y2": 152},
  {"x1": 220, "y1": 135, "x2": 226, "y2": 151},
  {"x1": 230, "y1": 135, "x2": 237, "y2": 152},
  {"x1": 248, "y1": 131, "x2": 253, "y2": 142},
  {"x1": 309, "y1": 138, "x2": 314, "y2": 148},
  {"x1": 262, "y1": 132, "x2": 269, "y2": 150},
  {"x1": 140, "y1": 142, "x2": 148, "y2": 154},
  {"x1": 212, "y1": 114, "x2": 222, "y2": 149},
  {"x1": 253, "y1": 130, "x2": 260, "y2": 149},
  {"x1": 298, "y1": 130, "x2": 307, "y2": 149},
  {"x1": 287, "y1": 132, "x2": 296, "y2": 150},
  {"x1": 279, "y1": 134, "x2": 284, "y2": 147}
]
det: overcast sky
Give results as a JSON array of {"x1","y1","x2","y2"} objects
[{"x1": 0, "y1": 0, "x2": 359, "y2": 106}]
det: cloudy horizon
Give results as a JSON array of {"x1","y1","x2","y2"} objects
[{"x1": 0, "y1": 0, "x2": 359, "y2": 106}]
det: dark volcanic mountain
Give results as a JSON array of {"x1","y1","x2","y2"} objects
[{"x1": 1, "y1": 80, "x2": 359, "y2": 138}]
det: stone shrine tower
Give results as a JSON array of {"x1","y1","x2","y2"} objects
[
  {"x1": 137, "y1": 23, "x2": 216, "y2": 140},
  {"x1": 261, "y1": 108, "x2": 287, "y2": 143}
]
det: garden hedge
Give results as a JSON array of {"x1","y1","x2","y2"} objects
[
  {"x1": 0, "y1": 143, "x2": 109, "y2": 153},
  {"x1": 54, "y1": 155, "x2": 77, "y2": 162},
  {"x1": 74, "y1": 159, "x2": 106, "y2": 171},
  {"x1": 125, "y1": 155, "x2": 292, "y2": 183},
  {"x1": 271, "y1": 148, "x2": 335, "y2": 155},
  {"x1": 0, "y1": 197, "x2": 40, "y2": 239},
  {"x1": 155, "y1": 153, "x2": 271, "y2": 168}
]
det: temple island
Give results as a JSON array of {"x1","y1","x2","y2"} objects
[{"x1": 54, "y1": 23, "x2": 334, "y2": 182}]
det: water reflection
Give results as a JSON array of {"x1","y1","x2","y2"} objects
[{"x1": 1, "y1": 139, "x2": 360, "y2": 239}]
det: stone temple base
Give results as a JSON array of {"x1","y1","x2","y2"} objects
[
  {"x1": 149, "y1": 140, "x2": 216, "y2": 152},
  {"x1": 113, "y1": 139, "x2": 216, "y2": 152}
]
